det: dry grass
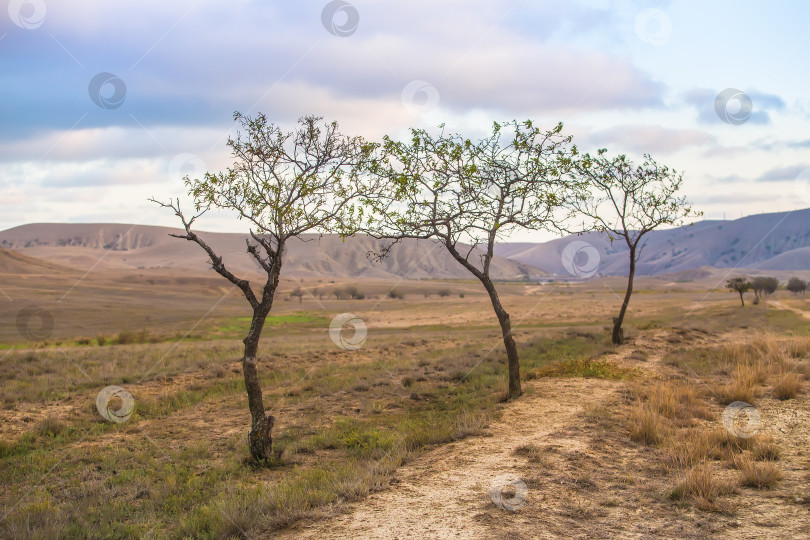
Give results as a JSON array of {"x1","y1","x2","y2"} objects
[
  {"x1": 629, "y1": 403, "x2": 661, "y2": 445},
  {"x1": 631, "y1": 330, "x2": 803, "y2": 515},
  {"x1": 34, "y1": 416, "x2": 67, "y2": 437},
  {"x1": 733, "y1": 454, "x2": 783, "y2": 489},
  {"x1": 669, "y1": 464, "x2": 735, "y2": 512},
  {"x1": 715, "y1": 362, "x2": 764, "y2": 405},
  {"x1": 772, "y1": 372, "x2": 802, "y2": 400},
  {"x1": 513, "y1": 443, "x2": 552, "y2": 466},
  {"x1": 751, "y1": 434, "x2": 781, "y2": 461}
]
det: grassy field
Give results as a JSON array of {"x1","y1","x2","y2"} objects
[{"x1": 1, "y1": 269, "x2": 808, "y2": 538}]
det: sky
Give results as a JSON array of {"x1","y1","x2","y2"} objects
[{"x1": 2, "y1": 0, "x2": 809, "y2": 241}]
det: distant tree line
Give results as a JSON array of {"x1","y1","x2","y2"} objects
[{"x1": 726, "y1": 276, "x2": 806, "y2": 306}]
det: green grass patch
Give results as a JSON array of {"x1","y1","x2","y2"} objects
[{"x1": 215, "y1": 313, "x2": 328, "y2": 336}]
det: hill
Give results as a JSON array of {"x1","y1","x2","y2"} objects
[
  {"x1": 0, "y1": 223, "x2": 544, "y2": 280},
  {"x1": 495, "y1": 208, "x2": 810, "y2": 277},
  {"x1": 0, "y1": 247, "x2": 75, "y2": 275}
]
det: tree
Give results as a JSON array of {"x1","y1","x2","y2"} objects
[
  {"x1": 726, "y1": 277, "x2": 752, "y2": 307},
  {"x1": 571, "y1": 150, "x2": 700, "y2": 344},
  {"x1": 369, "y1": 120, "x2": 580, "y2": 399},
  {"x1": 751, "y1": 276, "x2": 779, "y2": 300},
  {"x1": 151, "y1": 112, "x2": 377, "y2": 462},
  {"x1": 289, "y1": 287, "x2": 304, "y2": 303},
  {"x1": 787, "y1": 277, "x2": 807, "y2": 295}
]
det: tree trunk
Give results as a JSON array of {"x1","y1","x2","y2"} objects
[
  {"x1": 481, "y1": 276, "x2": 521, "y2": 399},
  {"x1": 612, "y1": 250, "x2": 636, "y2": 345},
  {"x1": 243, "y1": 310, "x2": 274, "y2": 462},
  {"x1": 739, "y1": 291, "x2": 745, "y2": 306}
]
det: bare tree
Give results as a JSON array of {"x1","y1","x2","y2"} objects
[
  {"x1": 369, "y1": 120, "x2": 580, "y2": 399},
  {"x1": 571, "y1": 150, "x2": 700, "y2": 344},
  {"x1": 151, "y1": 112, "x2": 377, "y2": 462},
  {"x1": 726, "y1": 277, "x2": 751, "y2": 307}
]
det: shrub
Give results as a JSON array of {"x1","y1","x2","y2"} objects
[
  {"x1": 115, "y1": 330, "x2": 136, "y2": 345},
  {"x1": 437, "y1": 288, "x2": 451, "y2": 298},
  {"x1": 772, "y1": 373, "x2": 802, "y2": 400},
  {"x1": 96, "y1": 335, "x2": 107, "y2": 346},
  {"x1": 387, "y1": 289, "x2": 405, "y2": 300}
]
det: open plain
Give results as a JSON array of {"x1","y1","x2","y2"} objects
[{"x1": 1, "y1": 254, "x2": 808, "y2": 539}]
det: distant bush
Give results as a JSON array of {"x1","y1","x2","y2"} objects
[
  {"x1": 116, "y1": 330, "x2": 136, "y2": 345},
  {"x1": 97, "y1": 335, "x2": 107, "y2": 346},
  {"x1": 787, "y1": 277, "x2": 807, "y2": 295},
  {"x1": 115, "y1": 329, "x2": 153, "y2": 345},
  {"x1": 76, "y1": 338, "x2": 91, "y2": 345},
  {"x1": 437, "y1": 288, "x2": 451, "y2": 298},
  {"x1": 387, "y1": 289, "x2": 405, "y2": 300},
  {"x1": 345, "y1": 285, "x2": 365, "y2": 300},
  {"x1": 289, "y1": 287, "x2": 304, "y2": 303},
  {"x1": 459, "y1": 292, "x2": 465, "y2": 298},
  {"x1": 333, "y1": 286, "x2": 365, "y2": 300},
  {"x1": 751, "y1": 276, "x2": 778, "y2": 298}
]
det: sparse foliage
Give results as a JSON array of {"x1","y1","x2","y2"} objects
[
  {"x1": 151, "y1": 112, "x2": 378, "y2": 462},
  {"x1": 726, "y1": 278, "x2": 752, "y2": 307},
  {"x1": 571, "y1": 150, "x2": 701, "y2": 344},
  {"x1": 368, "y1": 120, "x2": 581, "y2": 399}
]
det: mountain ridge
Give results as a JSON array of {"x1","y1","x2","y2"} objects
[
  {"x1": 1, "y1": 208, "x2": 808, "y2": 279},
  {"x1": 0, "y1": 223, "x2": 543, "y2": 280}
]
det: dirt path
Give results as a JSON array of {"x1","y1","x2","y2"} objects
[
  {"x1": 276, "y1": 376, "x2": 622, "y2": 539},
  {"x1": 770, "y1": 300, "x2": 810, "y2": 319},
  {"x1": 273, "y1": 328, "x2": 810, "y2": 539}
]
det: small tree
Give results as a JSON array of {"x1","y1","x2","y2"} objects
[
  {"x1": 289, "y1": 287, "x2": 304, "y2": 303},
  {"x1": 370, "y1": 120, "x2": 580, "y2": 399},
  {"x1": 787, "y1": 277, "x2": 807, "y2": 295},
  {"x1": 727, "y1": 277, "x2": 752, "y2": 307},
  {"x1": 152, "y1": 112, "x2": 376, "y2": 462},
  {"x1": 571, "y1": 150, "x2": 700, "y2": 344},
  {"x1": 751, "y1": 276, "x2": 779, "y2": 300}
]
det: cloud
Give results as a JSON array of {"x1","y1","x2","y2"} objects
[
  {"x1": 707, "y1": 164, "x2": 810, "y2": 185},
  {"x1": 755, "y1": 164, "x2": 810, "y2": 183},
  {"x1": 0, "y1": 0, "x2": 666, "y2": 141},
  {"x1": 682, "y1": 87, "x2": 785, "y2": 126},
  {"x1": 588, "y1": 125, "x2": 714, "y2": 154}
]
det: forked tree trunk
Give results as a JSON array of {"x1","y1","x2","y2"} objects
[
  {"x1": 612, "y1": 249, "x2": 636, "y2": 345},
  {"x1": 243, "y1": 308, "x2": 274, "y2": 462},
  {"x1": 481, "y1": 276, "x2": 522, "y2": 399}
]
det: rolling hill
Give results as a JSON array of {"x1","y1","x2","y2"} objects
[
  {"x1": 495, "y1": 208, "x2": 810, "y2": 277},
  {"x1": 0, "y1": 223, "x2": 543, "y2": 280},
  {"x1": 1, "y1": 209, "x2": 807, "y2": 280}
]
